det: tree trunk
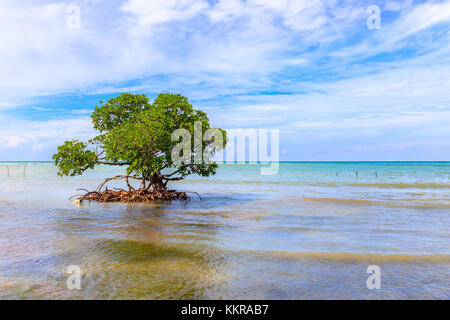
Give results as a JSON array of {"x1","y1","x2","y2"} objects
[{"x1": 150, "y1": 173, "x2": 171, "y2": 200}]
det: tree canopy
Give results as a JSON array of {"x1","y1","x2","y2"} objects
[{"x1": 53, "y1": 93, "x2": 226, "y2": 202}]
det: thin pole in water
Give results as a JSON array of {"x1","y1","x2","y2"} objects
[
  {"x1": 23, "y1": 164, "x2": 26, "y2": 177},
  {"x1": 356, "y1": 170, "x2": 358, "y2": 177},
  {"x1": 6, "y1": 166, "x2": 9, "y2": 176},
  {"x1": 375, "y1": 171, "x2": 378, "y2": 178}
]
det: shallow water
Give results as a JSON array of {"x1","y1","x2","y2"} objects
[{"x1": 0, "y1": 162, "x2": 449, "y2": 299}]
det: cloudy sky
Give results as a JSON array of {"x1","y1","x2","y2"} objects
[{"x1": 0, "y1": 0, "x2": 449, "y2": 160}]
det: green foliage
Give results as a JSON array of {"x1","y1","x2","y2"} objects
[
  {"x1": 53, "y1": 93, "x2": 226, "y2": 182},
  {"x1": 52, "y1": 140, "x2": 97, "y2": 177},
  {"x1": 91, "y1": 93, "x2": 151, "y2": 132}
]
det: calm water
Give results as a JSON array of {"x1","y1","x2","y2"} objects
[{"x1": 0, "y1": 162, "x2": 449, "y2": 299}]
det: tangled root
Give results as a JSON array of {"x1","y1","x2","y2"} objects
[
  {"x1": 69, "y1": 174, "x2": 202, "y2": 204},
  {"x1": 70, "y1": 188, "x2": 192, "y2": 203}
]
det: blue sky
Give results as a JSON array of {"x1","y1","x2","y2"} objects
[{"x1": 0, "y1": 0, "x2": 449, "y2": 161}]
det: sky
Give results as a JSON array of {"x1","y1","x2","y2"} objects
[{"x1": 0, "y1": 0, "x2": 449, "y2": 161}]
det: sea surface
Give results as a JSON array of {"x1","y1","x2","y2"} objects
[{"x1": 0, "y1": 162, "x2": 449, "y2": 299}]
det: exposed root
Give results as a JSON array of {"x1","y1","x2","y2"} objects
[
  {"x1": 69, "y1": 174, "x2": 197, "y2": 204},
  {"x1": 71, "y1": 187, "x2": 189, "y2": 203}
]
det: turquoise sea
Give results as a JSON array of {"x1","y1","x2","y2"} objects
[{"x1": 0, "y1": 162, "x2": 449, "y2": 299}]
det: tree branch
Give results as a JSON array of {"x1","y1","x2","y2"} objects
[
  {"x1": 163, "y1": 176, "x2": 184, "y2": 181},
  {"x1": 163, "y1": 164, "x2": 194, "y2": 178},
  {"x1": 98, "y1": 161, "x2": 130, "y2": 166},
  {"x1": 96, "y1": 174, "x2": 143, "y2": 192}
]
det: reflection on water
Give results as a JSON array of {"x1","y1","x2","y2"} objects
[{"x1": 0, "y1": 162, "x2": 449, "y2": 299}]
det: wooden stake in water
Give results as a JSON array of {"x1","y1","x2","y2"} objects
[
  {"x1": 6, "y1": 166, "x2": 9, "y2": 177},
  {"x1": 23, "y1": 164, "x2": 26, "y2": 177}
]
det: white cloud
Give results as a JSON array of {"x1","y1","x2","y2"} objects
[
  {"x1": 0, "y1": 116, "x2": 93, "y2": 153},
  {"x1": 384, "y1": 0, "x2": 413, "y2": 12},
  {"x1": 32, "y1": 142, "x2": 44, "y2": 152},
  {"x1": 32, "y1": 106, "x2": 53, "y2": 111},
  {"x1": 255, "y1": 0, "x2": 328, "y2": 31},
  {"x1": 71, "y1": 109, "x2": 93, "y2": 115},
  {"x1": 210, "y1": 0, "x2": 330, "y2": 31},
  {"x1": 121, "y1": 0, "x2": 209, "y2": 25},
  {"x1": 7, "y1": 137, "x2": 22, "y2": 148},
  {"x1": 0, "y1": 102, "x2": 20, "y2": 109},
  {"x1": 209, "y1": 0, "x2": 249, "y2": 23}
]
